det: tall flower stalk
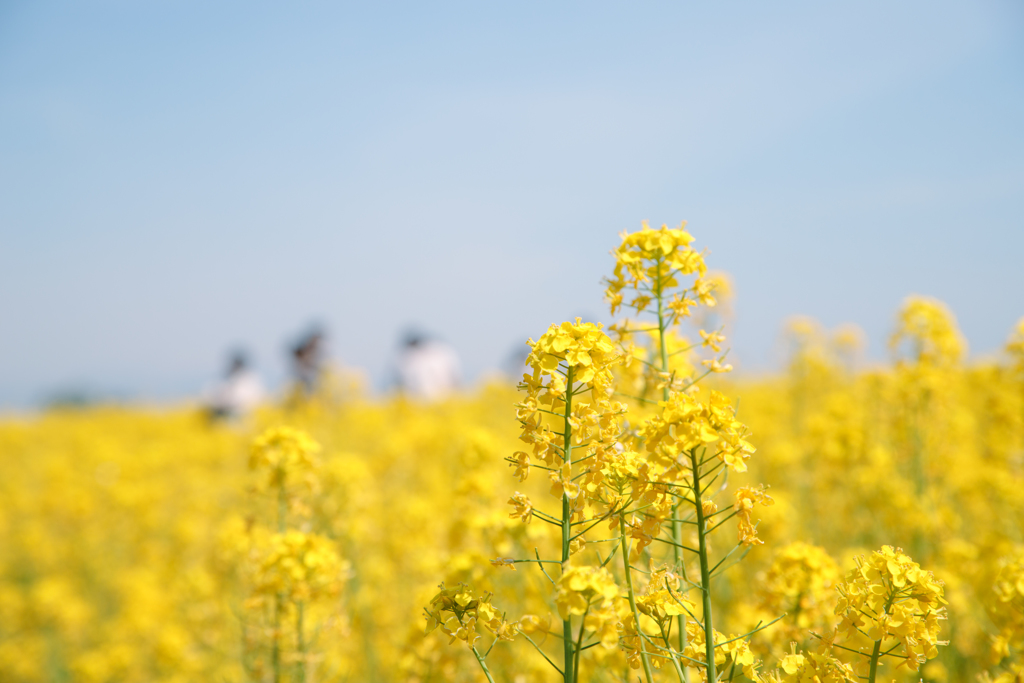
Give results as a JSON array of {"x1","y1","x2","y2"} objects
[
  {"x1": 429, "y1": 223, "x2": 782, "y2": 681},
  {"x1": 606, "y1": 222, "x2": 770, "y2": 680},
  {"x1": 245, "y1": 428, "x2": 347, "y2": 683},
  {"x1": 516, "y1": 319, "x2": 625, "y2": 682}
]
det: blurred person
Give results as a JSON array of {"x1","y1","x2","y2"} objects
[
  {"x1": 291, "y1": 326, "x2": 326, "y2": 396},
  {"x1": 204, "y1": 350, "x2": 266, "y2": 420},
  {"x1": 395, "y1": 329, "x2": 461, "y2": 401}
]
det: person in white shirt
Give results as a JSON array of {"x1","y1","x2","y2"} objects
[
  {"x1": 204, "y1": 351, "x2": 266, "y2": 420},
  {"x1": 396, "y1": 331, "x2": 461, "y2": 401}
]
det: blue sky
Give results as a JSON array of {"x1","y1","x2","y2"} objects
[{"x1": 1, "y1": 1, "x2": 1022, "y2": 406}]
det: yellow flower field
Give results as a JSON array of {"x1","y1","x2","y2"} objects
[{"x1": 2, "y1": 224, "x2": 1023, "y2": 682}]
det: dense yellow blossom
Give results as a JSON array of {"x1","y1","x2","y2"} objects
[
  {"x1": 249, "y1": 530, "x2": 347, "y2": 604},
  {"x1": 756, "y1": 542, "x2": 840, "y2": 648},
  {"x1": 834, "y1": 546, "x2": 947, "y2": 672},
  {"x1": 735, "y1": 485, "x2": 775, "y2": 546},
  {"x1": 890, "y1": 296, "x2": 966, "y2": 369},
  {"x1": 525, "y1": 318, "x2": 620, "y2": 389},
  {"x1": 989, "y1": 550, "x2": 1024, "y2": 667},
  {"x1": 639, "y1": 387, "x2": 755, "y2": 473},
  {"x1": 555, "y1": 565, "x2": 621, "y2": 619},
  {"x1": 759, "y1": 648, "x2": 858, "y2": 683},
  {"x1": 249, "y1": 425, "x2": 321, "y2": 491},
  {"x1": 605, "y1": 221, "x2": 708, "y2": 318},
  {"x1": 424, "y1": 584, "x2": 517, "y2": 648},
  {"x1": 3, "y1": 226, "x2": 1022, "y2": 683}
]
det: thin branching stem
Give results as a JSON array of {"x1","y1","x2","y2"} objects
[
  {"x1": 572, "y1": 601, "x2": 591, "y2": 682},
  {"x1": 520, "y1": 632, "x2": 563, "y2": 676},
  {"x1": 690, "y1": 448, "x2": 717, "y2": 681},
  {"x1": 561, "y1": 366, "x2": 576, "y2": 683},
  {"x1": 619, "y1": 514, "x2": 655, "y2": 683},
  {"x1": 535, "y1": 549, "x2": 557, "y2": 586}
]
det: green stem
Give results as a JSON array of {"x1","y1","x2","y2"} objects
[
  {"x1": 296, "y1": 600, "x2": 306, "y2": 683},
  {"x1": 656, "y1": 258, "x2": 691, "y2": 683},
  {"x1": 573, "y1": 602, "x2": 591, "y2": 681},
  {"x1": 672, "y1": 502, "x2": 689, "y2": 672},
  {"x1": 521, "y1": 632, "x2": 564, "y2": 675},
  {"x1": 277, "y1": 479, "x2": 288, "y2": 533},
  {"x1": 867, "y1": 590, "x2": 897, "y2": 683},
  {"x1": 867, "y1": 639, "x2": 881, "y2": 683},
  {"x1": 471, "y1": 645, "x2": 498, "y2": 683},
  {"x1": 562, "y1": 365, "x2": 575, "y2": 683},
  {"x1": 909, "y1": 394, "x2": 928, "y2": 561},
  {"x1": 655, "y1": 259, "x2": 670, "y2": 404},
  {"x1": 659, "y1": 615, "x2": 690, "y2": 682},
  {"x1": 272, "y1": 594, "x2": 281, "y2": 683},
  {"x1": 273, "y1": 477, "x2": 287, "y2": 682},
  {"x1": 690, "y1": 448, "x2": 716, "y2": 682},
  {"x1": 620, "y1": 514, "x2": 655, "y2": 683}
]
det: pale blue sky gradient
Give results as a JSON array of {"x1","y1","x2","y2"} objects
[{"x1": 1, "y1": 1, "x2": 1022, "y2": 405}]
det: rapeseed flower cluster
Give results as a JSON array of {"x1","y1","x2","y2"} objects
[
  {"x1": 754, "y1": 542, "x2": 841, "y2": 649},
  {"x1": 834, "y1": 546, "x2": 947, "y2": 674},
  {"x1": 235, "y1": 427, "x2": 350, "y2": 682},
  {"x1": 638, "y1": 387, "x2": 754, "y2": 474},
  {"x1": 249, "y1": 530, "x2": 345, "y2": 605},
  {"x1": 604, "y1": 221, "x2": 708, "y2": 319},
  {"x1": 989, "y1": 551, "x2": 1024, "y2": 668}
]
